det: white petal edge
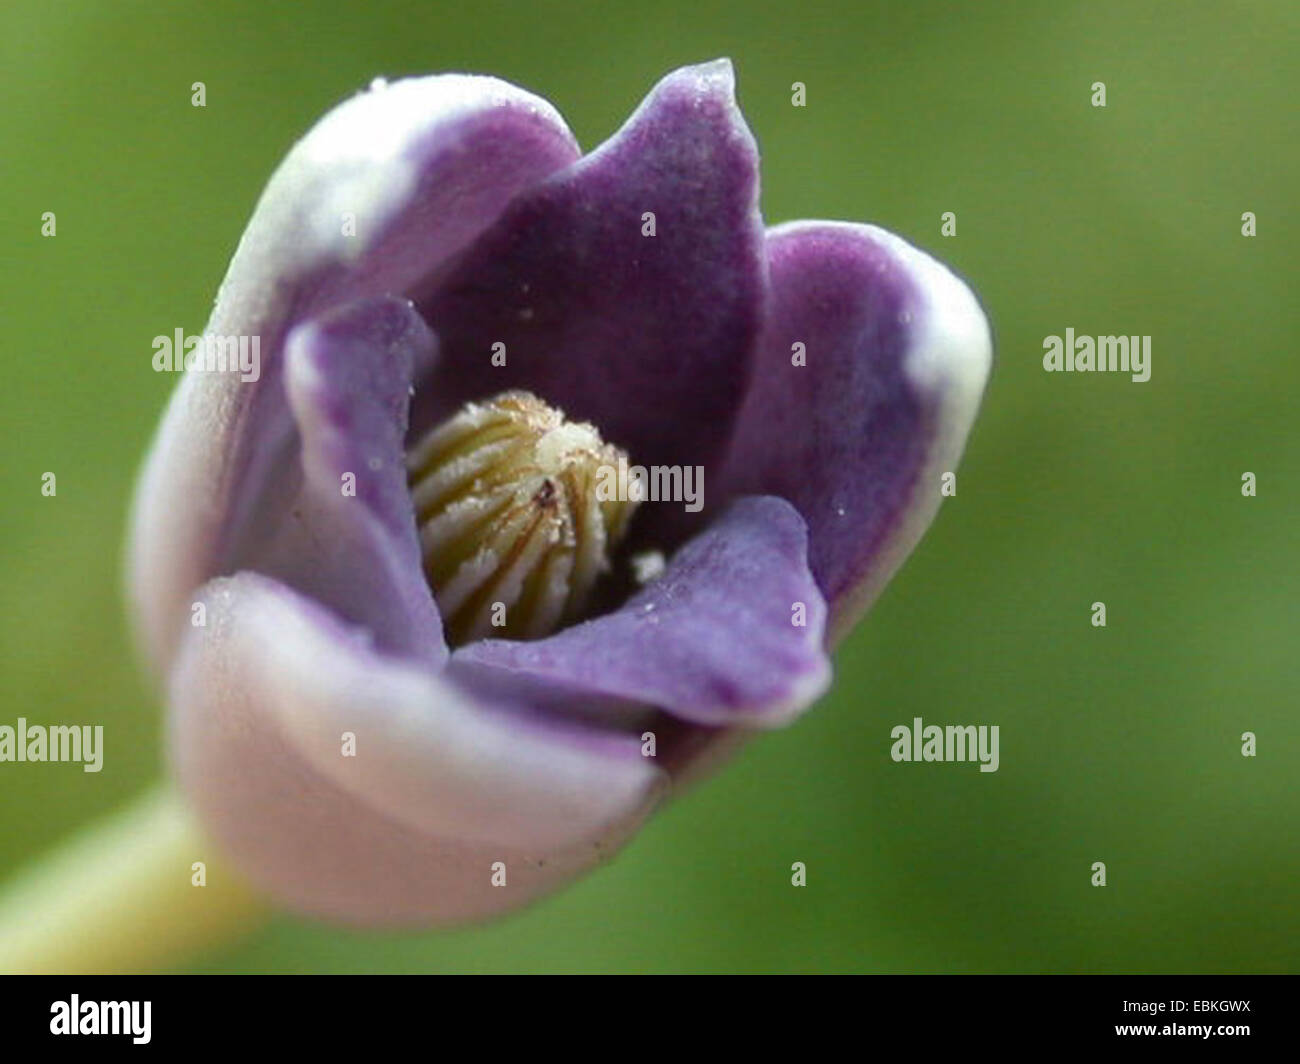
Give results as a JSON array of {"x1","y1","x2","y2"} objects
[
  {"x1": 766, "y1": 221, "x2": 993, "y2": 644},
  {"x1": 172, "y1": 572, "x2": 666, "y2": 852},
  {"x1": 128, "y1": 74, "x2": 581, "y2": 679}
]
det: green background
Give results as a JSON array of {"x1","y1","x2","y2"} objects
[{"x1": 2, "y1": 0, "x2": 1296, "y2": 972}]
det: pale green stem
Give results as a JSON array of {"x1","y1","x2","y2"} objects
[{"x1": 0, "y1": 782, "x2": 270, "y2": 973}]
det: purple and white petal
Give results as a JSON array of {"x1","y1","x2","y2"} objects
[
  {"x1": 250, "y1": 295, "x2": 445, "y2": 666},
  {"x1": 450, "y1": 497, "x2": 830, "y2": 728},
  {"x1": 169, "y1": 572, "x2": 665, "y2": 923},
  {"x1": 414, "y1": 59, "x2": 766, "y2": 479},
  {"x1": 718, "y1": 222, "x2": 992, "y2": 642},
  {"x1": 130, "y1": 75, "x2": 580, "y2": 678}
]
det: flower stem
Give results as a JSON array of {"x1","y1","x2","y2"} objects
[{"x1": 0, "y1": 783, "x2": 269, "y2": 973}]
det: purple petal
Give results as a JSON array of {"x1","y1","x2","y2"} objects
[
  {"x1": 414, "y1": 59, "x2": 766, "y2": 478},
  {"x1": 450, "y1": 497, "x2": 831, "y2": 728},
  {"x1": 717, "y1": 223, "x2": 992, "y2": 641},
  {"x1": 251, "y1": 295, "x2": 444, "y2": 666},
  {"x1": 170, "y1": 572, "x2": 665, "y2": 924},
  {"x1": 129, "y1": 75, "x2": 580, "y2": 678}
]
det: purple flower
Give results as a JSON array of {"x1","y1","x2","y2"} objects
[{"x1": 128, "y1": 60, "x2": 991, "y2": 925}]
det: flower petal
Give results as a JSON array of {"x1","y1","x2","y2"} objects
[
  {"x1": 130, "y1": 74, "x2": 580, "y2": 677},
  {"x1": 450, "y1": 497, "x2": 831, "y2": 728},
  {"x1": 717, "y1": 223, "x2": 992, "y2": 641},
  {"x1": 414, "y1": 59, "x2": 766, "y2": 477},
  {"x1": 170, "y1": 572, "x2": 665, "y2": 924},
  {"x1": 251, "y1": 295, "x2": 444, "y2": 665}
]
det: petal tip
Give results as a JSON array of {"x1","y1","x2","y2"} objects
[
  {"x1": 648, "y1": 57, "x2": 746, "y2": 125},
  {"x1": 897, "y1": 242, "x2": 993, "y2": 414},
  {"x1": 687, "y1": 56, "x2": 737, "y2": 90}
]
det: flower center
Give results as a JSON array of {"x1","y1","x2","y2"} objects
[{"x1": 407, "y1": 391, "x2": 638, "y2": 647}]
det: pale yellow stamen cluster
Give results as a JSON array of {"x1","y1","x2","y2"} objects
[{"x1": 407, "y1": 391, "x2": 638, "y2": 646}]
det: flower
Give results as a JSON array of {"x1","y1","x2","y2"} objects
[{"x1": 127, "y1": 59, "x2": 991, "y2": 926}]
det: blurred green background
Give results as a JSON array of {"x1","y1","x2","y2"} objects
[{"x1": 2, "y1": 0, "x2": 1296, "y2": 972}]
